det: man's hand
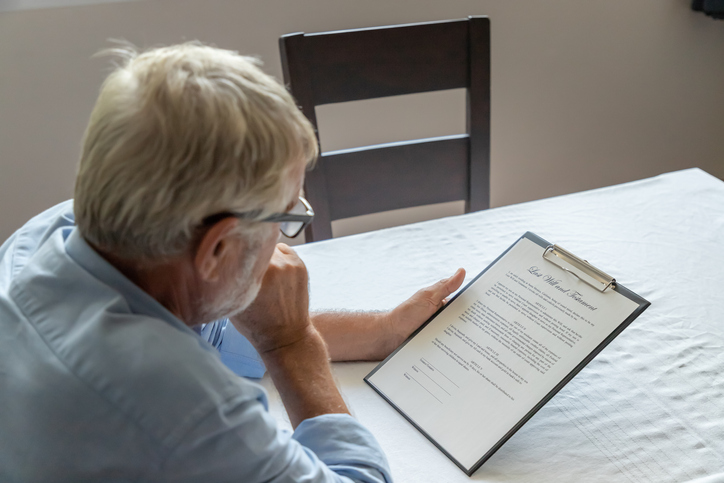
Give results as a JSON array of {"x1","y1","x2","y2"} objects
[
  {"x1": 230, "y1": 243, "x2": 311, "y2": 354},
  {"x1": 312, "y1": 268, "x2": 466, "y2": 361},
  {"x1": 231, "y1": 243, "x2": 349, "y2": 428},
  {"x1": 384, "y1": 268, "x2": 466, "y2": 352}
]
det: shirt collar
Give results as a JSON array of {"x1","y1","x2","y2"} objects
[{"x1": 63, "y1": 227, "x2": 195, "y2": 337}]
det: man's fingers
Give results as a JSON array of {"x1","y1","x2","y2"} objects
[
  {"x1": 433, "y1": 268, "x2": 465, "y2": 301},
  {"x1": 444, "y1": 268, "x2": 466, "y2": 293},
  {"x1": 417, "y1": 268, "x2": 466, "y2": 309},
  {"x1": 273, "y1": 243, "x2": 305, "y2": 265},
  {"x1": 267, "y1": 244, "x2": 301, "y2": 272},
  {"x1": 276, "y1": 242, "x2": 293, "y2": 254}
]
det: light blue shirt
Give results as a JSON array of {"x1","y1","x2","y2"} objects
[
  {"x1": 0, "y1": 201, "x2": 391, "y2": 483},
  {"x1": 199, "y1": 314, "x2": 266, "y2": 378}
]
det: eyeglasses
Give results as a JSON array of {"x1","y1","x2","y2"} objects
[{"x1": 202, "y1": 196, "x2": 314, "y2": 239}]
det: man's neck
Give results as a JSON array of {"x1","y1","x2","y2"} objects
[{"x1": 90, "y1": 242, "x2": 201, "y2": 327}]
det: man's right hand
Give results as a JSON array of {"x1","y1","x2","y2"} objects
[
  {"x1": 230, "y1": 243, "x2": 349, "y2": 428},
  {"x1": 230, "y1": 243, "x2": 312, "y2": 355}
]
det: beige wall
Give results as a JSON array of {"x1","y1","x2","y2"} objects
[{"x1": 1, "y1": 0, "x2": 723, "y2": 244}]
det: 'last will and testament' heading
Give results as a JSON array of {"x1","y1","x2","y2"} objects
[{"x1": 527, "y1": 266, "x2": 598, "y2": 311}]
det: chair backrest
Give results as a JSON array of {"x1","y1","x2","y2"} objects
[{"x1": 280, "y1": 16, "x2": 490, "y2": 241}]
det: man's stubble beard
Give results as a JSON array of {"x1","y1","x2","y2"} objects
[{"x1": 197, "y1": 234, "x2": 264, "y2": 324}]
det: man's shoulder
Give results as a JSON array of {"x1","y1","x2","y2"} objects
[
  {"x1": 0, "y1": 280, "x2": 270, "y2": 481},
  {"x1": 3, "y1": 226, "x2": 266, "y2": 448}
]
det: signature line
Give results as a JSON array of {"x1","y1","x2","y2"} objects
[
  {"x1": 406, "y1": 372, "x2": 443, "y2": 404},
  {"x1": 413, "y1": 365, "x2": 452, "y2": 396},
  {"x1": 421, "y1": 358, "x2": 459, "y2": 388}
]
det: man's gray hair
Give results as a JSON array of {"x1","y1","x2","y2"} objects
[{"x1": 74, "y1": 42, "x2": 318, "y2": 259}]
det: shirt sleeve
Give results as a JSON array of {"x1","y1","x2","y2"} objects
[
  {"x1": 293, "y1": 414, "x2": 393, "y2": 483},
  {"x1": 202, "y1": 319, "x2": 267, "y2": 378},
  {"x1": 155, "y1": 390, "x2": 391, "y2": 483}
]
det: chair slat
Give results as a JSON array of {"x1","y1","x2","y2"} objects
[
  {"x1": 323, "y1": 135, "x2": 469, "y2": 220},
  {"x1": 299, "y1": 20, "x2": 470, "y2": 105}
]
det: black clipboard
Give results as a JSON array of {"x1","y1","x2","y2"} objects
[{"x1": 364, "y1": 232, "x2": 651, "y2": 476}]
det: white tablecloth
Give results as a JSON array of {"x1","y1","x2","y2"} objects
[{"x1": 263, "y1": 168, "x2": 724, "y2": 482}]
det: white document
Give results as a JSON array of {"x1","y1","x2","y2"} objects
[{"x1": 366, "y1": 234, "x2": 647, "y2": 474}]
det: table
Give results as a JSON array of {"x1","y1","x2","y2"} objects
[{"x1": 262, "y1": 168, "x2": 724, "y2": 482}]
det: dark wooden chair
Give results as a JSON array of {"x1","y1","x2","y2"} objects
[{"x1": 279, "y1": 16, "x2": 490, "y2": 241}]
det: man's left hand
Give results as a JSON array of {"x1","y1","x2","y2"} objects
[
  {"x1": 383, "y1": 268, "x2": 466, "y2": 356},
  {"x1": 312, "y1": 268, "x2": 466, "y2": 361}
]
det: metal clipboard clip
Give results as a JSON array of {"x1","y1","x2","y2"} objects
[{"x1": 542, "y1": 244, "x2": 616, "y2": 293}]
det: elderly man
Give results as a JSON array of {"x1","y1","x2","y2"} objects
[{"x1": 0, "y1": 43, "x2": 464, "y2": 482}]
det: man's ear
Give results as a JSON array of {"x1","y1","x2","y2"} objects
[{"x1": 194, "y1": 217, "x2": 240, "y2": 282}]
